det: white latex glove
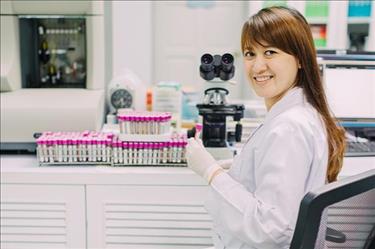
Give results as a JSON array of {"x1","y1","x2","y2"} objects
[
  {"x1": 186, "y1": 138, "x2": 221, "y2": 182},
  {"x1": 217, "y1": 158, "x2": 233, "y2": 170}
]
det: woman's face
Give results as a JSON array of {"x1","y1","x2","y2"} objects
[{"x1": 243, "y1": 43, "x2": 300, "y2": 110}]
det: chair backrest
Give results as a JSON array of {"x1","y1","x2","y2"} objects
[{"x1": 290, "y1": 169, "x2": 375, "y2": 249}]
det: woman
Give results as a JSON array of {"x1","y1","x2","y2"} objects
[{"x1": 186, "y1": 6, "x2": 346, "y2": 249}]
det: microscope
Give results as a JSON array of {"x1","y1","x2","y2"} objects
[{"x1": 193, "y1": 53, "x2": 244, "y2": 159}]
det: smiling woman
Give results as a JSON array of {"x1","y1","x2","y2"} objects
[{"x1": 185, "y1": 6, "x2": 346, "y2": 249}]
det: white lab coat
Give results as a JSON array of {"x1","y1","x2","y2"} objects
[{"x1": 205, "y1": 87, "x2": 329, "y2": 249}]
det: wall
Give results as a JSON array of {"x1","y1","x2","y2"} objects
[{"x1": 111, "y1": 1, "x2": 152, "y2": 87}]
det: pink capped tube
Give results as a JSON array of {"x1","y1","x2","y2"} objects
[
  {"x1": 67, "y1": 139, "x2": 73, "y2": 162},
  {"x1": 106, "y1": 139, "x2": 112, "y2": 163},
  {"x1": 56, "y1": 139, "x2": 62, "y2": 163},
  {"x1": 138, "y1": 142, "x2": 144, "y2": 164},
  {"x1": 128, "y1": 142, "x2": 134, "y2": 164},
  {"x1": 162, "y1": 142, "x2": 168, "y2": 164},
  {"x1": 113, "y1": 139, "x2": 119, "y2": 164},
  {"x1": 48, "y1": 139, "x2": 55, "y2": 163},
  {"x1": 92, "y1": 139, "x2": 98, "y2": 162},
  {"x1": 145, "y1": 142, "x2": 152, "y2": 165},
  {"x1": 36, "y1": 138, "x2": 44, "y2": 163},
  {"x1": 122, "y1": 141, "x2": 128, "y2": 165},
  {"x1": 195, "y1": 123, "x2": 203, "y2": 139},
  {"x1": 72, "y1": 138, "x2": 78, "y2": 162}
]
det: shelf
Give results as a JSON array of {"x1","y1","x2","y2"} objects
[
  {"x1": 307, "y1": 17, "x2": 328, "y2": 24},
  {"x1": 347, "y1": 17, "x2": 371, "y2": 24}
]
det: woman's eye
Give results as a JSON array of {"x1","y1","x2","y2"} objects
[
  {"x1": 264, "y1": 50, "x2": 276, "y2": 56},
  {"x1": 244, "y1": 51, "x2": 255, "y2": 58}
]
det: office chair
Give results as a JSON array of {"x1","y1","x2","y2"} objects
[{"x1": 290, "y1": 169, "x2": 375, "y2": 249}]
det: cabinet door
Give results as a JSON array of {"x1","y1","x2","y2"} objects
[
  {"x1": 1, "y1": 184, "x2": 86, "y2": 249},
  {"x1": 87, "y1": 185, "x2": 212, "y2": 249}
]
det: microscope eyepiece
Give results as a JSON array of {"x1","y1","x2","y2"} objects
[
  {"x1": 221, "y1": 53, "x2": 234, "y2": 72},
  {"x1": 200, "y1": 54, "x2": 215, "y2": 80},
  {"x1": 199, "y1": 53, "x2": 235, "y2": 81},
  {"x1": 201, "y1": 54, "x2": 214, "y2": 71}
]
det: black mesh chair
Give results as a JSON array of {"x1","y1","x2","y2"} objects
[{"x1": 290, "y1": 169, "x2": 375, "y2": 249}]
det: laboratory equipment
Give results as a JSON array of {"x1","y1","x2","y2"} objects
[
  {"x1": 114, "y1": 109, "x2": 186, "y2": 167},
  {"x1": 194, "y1": 53, "x2": 244, "y2": 159},
  {"x1": 1, "y1": 1, "x2": 105, "y2": 152},
  {"x1": 341, "y1": 119, "x2": 375, "y2": 157},
  {"x1": 318, "y1": 51, "x2": 375, "y2": 168},
  {"x1": 36, "y1": 131, "x2": 113, "y2": 165},
  {"x1": 117, "y1": 111, "x2": 172, "y2": 135},
  {"x1": 107, "y1": 69, "x2": 146, "y2": 113},
  {"x1": 36, "y1": 130, "x2": 187, "y2": 167}
]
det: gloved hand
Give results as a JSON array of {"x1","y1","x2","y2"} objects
[
  {"x1": 217, "y1": 158, "x2": 233, "y2": 170},
  {"x1": 186, "y1": 138, "x2": 222, "y2": 183}
]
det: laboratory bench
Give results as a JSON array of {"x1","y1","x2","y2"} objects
[
  {"x1": 1, "y1": 155, "x2": 374, "y2": 249},
  {"x1": 1, "y1": 155, "x2": 211, "y2": 249}
]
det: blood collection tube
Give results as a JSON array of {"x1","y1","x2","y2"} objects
[
  {"x1": 156, "y1": 115, "x2": 162, "y2": 134},
  {"x1": 128, "y1": 115, "x2": 133, "y2": 134},
  {"x1": 152, "y1": 143, "x2": 157, "y2": 165},
  {"x1": 67, "y1": 138, "x2": 73, "y2": 162},
  {"x1": 42, "y1": 138, "x2": 48, "y2": 163},
  {"x1": 82, "y1": 138, "x2": 88, "y2": 162},
  {"x1": 172, "y1": 140, "x2": 178, "y2": 163},
  {"x1": 138, "y1": 142, "x2": 144, "y2": 164},
  {"x1": 122, "y1": 141, "x2": 128, "y2": 165},
  {"x1": 36, "y1": 138, "x2": 43, "y2": 163},
  {"x1": 146, "y1": 142, "x2": 151, "y2": 165},
  {"x1": 117, "y1": 140, "x2": 123, "y2": 164},
  {"x1": 151, "y1": 143, "x2": 156, "y2": 165},
  {"x1": 195, "y1": 123, "x2": 203, "y2": 139},
  {"x1": 118, "y1": 115, "x2": 124, "y2": 133},
  {"x1": 113, "y1": 140, "x2": 118, "y2": 164},
  {"x1": 99, "y1": 139, "x2": 105, "y2": 162},
  {"x1": 134, "y1": 142, "x2": 139, "y2": 165},
  {"x1": 96, "y1": 138, "x2": 102, "y2": 162},
  {"x1": 106, "y1": 139, "x2": 112, "y2": 163},
  {"x1": 157, "y1": 142, "x2": 163, "y2": 164},
  {"x1": 160, "y1": 114, "x2": 166, "y2": 134},
  {"x1": 92, "y1": 139, "x2": 97, "y2": 162},
  {"x1": 126, "y1": 115, "x2": 131, "y2": 134},
  {"x1": 162, "y1": 142, "x2": 168, "y2": 163},
  {"x1": 48, "y1": 139, "x2": 55, "y2": 163},
  {"x1": 57, "y1": 139, "x2": 63, "y2": 162},
  {"x1": 88, "y1": 138, "x2": 93, "y2": 162},
  {"x1": 72, "y1": 138, "x2": 78, "y2": 162}
]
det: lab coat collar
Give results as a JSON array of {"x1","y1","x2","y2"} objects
[{"x1": 264, "y1": 87, "x2": 306, "y2": 124}]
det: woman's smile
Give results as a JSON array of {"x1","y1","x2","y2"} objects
[{"x1": 253, "y1": 75, "x2": 274, "y2": 86}]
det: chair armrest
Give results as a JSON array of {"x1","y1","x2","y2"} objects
[{"x1": 325, "y1": 227, "x2": 346, "y2": 243}]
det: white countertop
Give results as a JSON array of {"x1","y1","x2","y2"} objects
[
  {"x1": 0, "y1": 155, "x2": 205, "y2": 186},
  {"x1": 1, "y1": 155, "x2": 374, "y2": 185}
]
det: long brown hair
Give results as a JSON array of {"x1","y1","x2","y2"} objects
[{"x1": 241, "y1": 6, "x2": 346, "y2": 182}]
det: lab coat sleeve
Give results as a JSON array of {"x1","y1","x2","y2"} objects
[{"x1": 207, "y1": 121, "x2": 314, "y2": 248}]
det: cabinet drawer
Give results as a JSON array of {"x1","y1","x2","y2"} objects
[
  {"x1": 1, "y1": 184, "x2": 85, "y2": 249},
  {"x1": 87, "y1": 185, "x2": 213, "y2": 249}
]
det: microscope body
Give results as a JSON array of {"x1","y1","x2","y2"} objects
[
  {"x1": 196, "y1": 53, "x2": 244, "y2": 149},
  {"x1": 197, "y1": 103, "x2": 244, "y2": 147}
]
